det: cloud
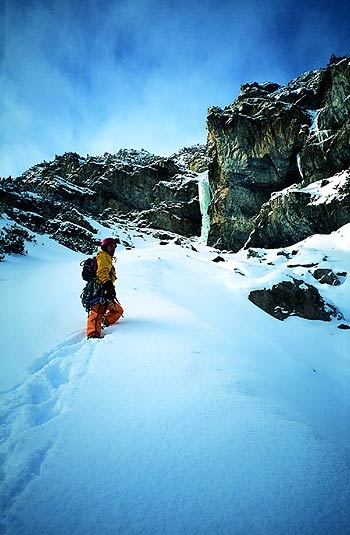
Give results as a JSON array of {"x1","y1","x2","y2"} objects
[{"x1": 1, "y1": 0, "x2": 350, "y2": 177}]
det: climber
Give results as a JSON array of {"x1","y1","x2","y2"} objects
[{"x1": 86, "y1": 237, "x2": 124, "y2": 339}]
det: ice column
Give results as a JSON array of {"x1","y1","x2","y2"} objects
[
  {"x1": 197, "y1": 171, "x2": 211, "y2": 243},
  {"x1": 296, "y1": 153, "x2": 304, "y2": 179}
]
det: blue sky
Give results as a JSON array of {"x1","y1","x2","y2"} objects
[{"x1": 1, "y1": 0, "x2": 350, "y2": 177}]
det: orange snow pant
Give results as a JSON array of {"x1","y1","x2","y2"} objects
[{"x1": 87, "y1": 300, "x2": 124, "y2": 338}]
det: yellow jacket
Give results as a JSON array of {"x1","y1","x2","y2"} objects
[{"x1": 96, "y1": 250, "x2": 117, "y2": 285}]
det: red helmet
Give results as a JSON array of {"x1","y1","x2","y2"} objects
[{"x1": 101, "y1": 237, "x2": 118, "y2": 251}]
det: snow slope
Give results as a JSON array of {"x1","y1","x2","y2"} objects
[{"x1": 1, "y1": 227, "x2": 350, "y2": 534}]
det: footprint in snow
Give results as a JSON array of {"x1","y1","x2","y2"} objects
[{"x1": 0, "y1": 330, "x2": 93, "y2": 521}]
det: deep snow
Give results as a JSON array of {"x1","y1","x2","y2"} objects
[{"x1": 1, "y1": 224, "x2": 350, "y2": 534}]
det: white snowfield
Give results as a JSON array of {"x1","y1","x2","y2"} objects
[{"x1": 0, "y1": 225, "x2": 350, "y2": 534}]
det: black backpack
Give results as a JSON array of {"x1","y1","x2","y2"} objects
[
  {"x1": 80, "y1": 256, "x2": 102, "y2": 312},
  {"x1": 80, "y1": 256, "x2": 97, "y2": 282}
]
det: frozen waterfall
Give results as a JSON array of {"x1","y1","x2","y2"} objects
[{"x1": 198, "y1": 171, "x2": 211, "y2": 243}]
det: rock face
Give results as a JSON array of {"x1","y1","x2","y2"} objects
[
  {"x1": 0, "y1": 146, "x2": 207, "y2": 253},
  {"x1": 2, "y1": 58, "x2": 350, "y2": 259},
  {"x1": 246, "y1": 171, "x2": 350, "y2": 249},
  {"x1": 207, "y1": 56, "x2": 350, "y2": 251}
]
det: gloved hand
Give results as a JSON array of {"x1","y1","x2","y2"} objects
[{"x1": 102, "y1": 280, "x2": 116, "y2": 301}]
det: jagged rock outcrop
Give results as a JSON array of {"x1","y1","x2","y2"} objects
[
  {"x1": 245, "y1": 171, "x2": 350, "y2": 249},
  {"x1": 207, "y1": 56, "x2": 350, "y2": 251},
  {"x1": 0, "y1": 146, "x2": 207, "y2": 253},
  {"x1": 311, "y1": 268, "x2": 342, "y2": 286},
  {"x1": 171, "y1": 145, "x2": 210, "y2": 173},
  {"x1": 248, "y1": 278, "x2": 342, "y2": 321}
]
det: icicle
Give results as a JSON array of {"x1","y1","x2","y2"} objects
[
  {"x1": 197, "y1": 171, "x2": 211, "y2": 243},
  {"x1": 296, "y1": 152, "x2": 304, "y2": 179},
  {"x1": 308, "y1": 109, "x2": 334, "y2": 145}
]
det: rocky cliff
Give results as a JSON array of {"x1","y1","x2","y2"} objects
[
  {"x1": 207, "y1": 55, "x2": 350, "y2": 251},
  {"x1": 0, "y1": 146, "x2": 207, "y2": 253},
  {"x1": 1, "y1": 57, "x2": 350, "y2": 260}
]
